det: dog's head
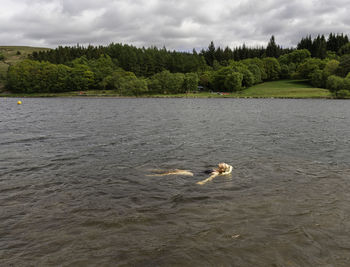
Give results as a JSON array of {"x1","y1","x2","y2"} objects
[{"x1": 217, "y1": 163, "x2": 229, "y2": 173}]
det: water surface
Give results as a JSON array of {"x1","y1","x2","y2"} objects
[{"x1": 1, "y1": 98, "x2": 350, "y2": 266}]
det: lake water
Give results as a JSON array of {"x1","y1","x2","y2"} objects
[{"x1": 1, "y1": 97, "x2": 350, "y2": 266}]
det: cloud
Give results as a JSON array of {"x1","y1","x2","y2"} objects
[{"x1": 0, "y1": 0, "x2": 350, "y2": 50}]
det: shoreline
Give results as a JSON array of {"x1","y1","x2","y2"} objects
[
  {"x1": 0, "y1": 94, "x2": 335, "y2": 99},
  {"x1": 0, "y1": 80, "x2": 337, "y2": 99}
]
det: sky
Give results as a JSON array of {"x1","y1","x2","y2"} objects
[{"x1": 1, "y1": 0, "x2": 350, "y2": 51}]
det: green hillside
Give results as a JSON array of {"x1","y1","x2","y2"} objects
[
  {"x1": 0, "y1": 46, "x2": 50, "y2": 90},
  {"x1": 233, "y1": 79, "x2": 331, "y2": 98}
]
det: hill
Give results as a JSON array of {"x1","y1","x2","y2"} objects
[
  {"x1": 233, "y1": 79, "x2": 331, "y2": 98},
  {"x1": 0, "y1": 46, "x2": 50, "y2": 90}
]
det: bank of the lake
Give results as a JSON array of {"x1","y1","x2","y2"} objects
[{"x1": 0, "y1": 80, "x2": 332, "y2": 98}]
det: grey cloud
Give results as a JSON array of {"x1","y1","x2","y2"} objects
[{"x1": 1, "y1": 0, "x2": 350, "y2": 50}]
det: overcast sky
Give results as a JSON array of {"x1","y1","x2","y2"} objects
[{"x1": 1, "y1": 0, "x2": 350, "y2": 51}]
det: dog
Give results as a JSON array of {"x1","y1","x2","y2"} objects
[
  {"x1": 197, "y1": 163, "x2": 233, "y2": 185},
  {"x1": 147, "y1": 163, "x2": 232, "y2": 185}
]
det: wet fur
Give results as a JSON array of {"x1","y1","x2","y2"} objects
[
  {"x1": 146, "y1": 169, "x2": 194, "y2": 177},
  {"x1": 197, "y1": 164, "x2": 233, "y2": 185}
]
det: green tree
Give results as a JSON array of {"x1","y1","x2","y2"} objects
[
  {"x1": 120, "y1": 77, "x2": 148, "y2": 96},
  {"x1": 199, "y1": 71, "x2": 213, "y2": 89},
  {"x1": 312, "y1": 35, "x2": 327, "y2": 59},
  {"x1": 147, "y1": 78, "x2": 162, "y2": 94},
  {"x1": 7, "y1": 60, "x2": 55, "y2": 93},
  {"x1": 205, "y1": 41, "x2": 216, "y2": 66},
  {"x1": 246, "y1": 64, "x2": 262, "y2": 83},
  {"x1": 297, "y1": 35, "x2": 313, "y2": 52},
  {"x1": 326, "y1": 75, "x2": 344, "y2": 94},
  {"x1": 278, "y1": 49, "x2": 311, "y2": 65},
  {"x1": 266, "y1": 35, "x2": 279, "y2": 58},
  {"x1": 262, "y1": 57, "x2": 281, "y2": 80},
  {"x1": 337, "y1": 54, "x2": 350, "y2": 77},
  {"x1": 70, "y1": 64, "x2": 94, "y2": 91},
  {"x1": 323, "y1": 59, "x2": 339, "y2": 77},
  {"x1": 239, "y1": 68, "x2": 254, "y2": 87},
  {"x1": 148, "y1": 70, "x2": 185, "y2": 94},
  {"x1": 224, "y1": 72, "x2": 243, "y2": 91},
  {"x1": 336, "y1": 89, "x2": 350, "y2": 98},
  {"x1": 338, "y1": 43, "x2": 350, "y2": 55},
  {"x1": 212, "y1": 59, "x2": 221, "y2": 71},
  {"x1": 183, "y1": 73, "x2": 199, "y2": 92},
  {"x1": 7, "y1": 59, "x2": 74, "y2": 93},
  {"x1": 88, "y1": 54, "x2": 116, "y2": 88},
  {"x1": 242, "y1": 58, "x2": 267, "y2": 80},
  {"x1": 167, "y1": 73, "x2": 185, "y2": 93},
  {"x1": 326, "y1": 51, "x2": 339, "y2": 60},
  {"x1": 310, "y1": 69, "x2": 325, "y2": 88},
  {"x1": 296, "y1": 58, "x2": 326, "y2": 79},
  {"x1": 280, "y1": 64, "x2": 290, "y2": 79},
  {"x1": 212, "y1": 66, "x2": 233, "y2": 91}
]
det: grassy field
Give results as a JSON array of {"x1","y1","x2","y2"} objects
[
  {"x1": 151, "y1": 80, "x2": 331, "y2": 98},
  {"x1": 0, "y1": 80, "x2": 332, "y2": 98},
  {"x1": 0, "y1": 46, "x2": 50, "y2": 89},
  {"x1": 232, "y1": 79, "x2": 331, "y2": 98}
]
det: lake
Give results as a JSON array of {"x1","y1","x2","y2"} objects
[{"x1": 1, "y1": 97, "x2": 350, "y2": 266}]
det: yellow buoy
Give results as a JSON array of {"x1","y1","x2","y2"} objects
[{"x1": 17, "y1": 100, "x2": 22, "y2": 105}]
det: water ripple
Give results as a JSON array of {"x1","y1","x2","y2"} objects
[{"x1": 1, "y1": 98, "x2": 350, "y2": 266}]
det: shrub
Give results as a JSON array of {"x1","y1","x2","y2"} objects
[
  {"x1": 335, "y1": 89, "x2": 350, "y2": 99},
  {"x1": 326, "y1": 75, "x2": 344, "y2": 93},
  {"x1": 311, "y1": 69, "x2": 324, "y2": 88}
]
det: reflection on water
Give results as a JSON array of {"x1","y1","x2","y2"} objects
[{"x1": 1, "y1": 98, "x2": 350, "y2": 266}]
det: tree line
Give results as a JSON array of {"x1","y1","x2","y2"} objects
[
  {"x1": 6, "y1": 33, "x2": 350, "y2": 97},
  {"x1": 297, "y1": 33, "x2": 349, "y2": 59},
  {"x1": 30, "y1": 44, "x2": 207, "y2": 77},
  {"x1": 29, "y1": 33, "x2": 349, "y2": 71}
]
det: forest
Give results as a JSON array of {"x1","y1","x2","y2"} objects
[{"x1": 3, "y1": 33, "x2": 350, "y2": 98}]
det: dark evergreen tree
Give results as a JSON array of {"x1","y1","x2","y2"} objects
[
  {"x1": 297, "y1": 35, "x2": 313, "y2": 52},
  {"x1": 266, "y1": 36, "x2": 278, "y2": 58},
  {"x1": 205, "y1": 41, "x2": 216, "y2": 67}
]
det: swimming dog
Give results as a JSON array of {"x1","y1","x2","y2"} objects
[
  {"x1": 196, "y1": 163, "x2": 233, "y2": 185},
  {"x1": 147, "y1": 163, "x2": 232, "y2": 185}
]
